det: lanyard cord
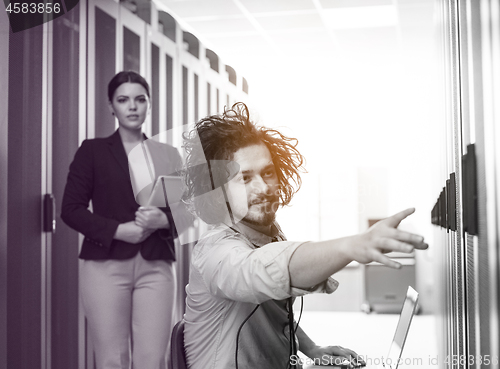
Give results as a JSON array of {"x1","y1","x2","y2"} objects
[
  {"x1": 235, "y1": 304, "x2": 260, "y2": 369},
  {"x1": 287, "y1": 297, "x2": 298, "y2": 369},
  {"x1": 295, "y1": 296, "x2": 304, "y2": 331},
  {"x1": 231, "y1": 225, "x2": 260, "y2": 369},
  {"x1": 286, "y1": 297, "x2": 304, "y2": 369},
  {"x1": 234, "y1": 298, "x2": 303, "y2": 369},
  {"x1": 229, "y1": 225, "x2": 299, "y2": 369}
]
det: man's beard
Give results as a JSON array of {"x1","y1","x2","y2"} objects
[{"x1": 242, "y1": 196, "x2": 279, "y2": 227}]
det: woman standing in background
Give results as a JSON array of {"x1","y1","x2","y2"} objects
[{"x1": 61, "y1": 71, "x2": 181, "y2": 369}]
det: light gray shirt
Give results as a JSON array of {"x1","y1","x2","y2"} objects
[{"x1": 183, "y1": 222, "x2": 339, "y2": 369}]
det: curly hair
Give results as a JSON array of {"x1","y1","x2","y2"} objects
[{"x1": 182, "y1": 102, "x2": 305, "y2": 224}]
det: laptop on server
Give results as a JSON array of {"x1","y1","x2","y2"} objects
[{"x1": 307, "y1": 286, "x2": 419, "y2": 369}]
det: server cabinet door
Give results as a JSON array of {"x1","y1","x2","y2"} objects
[
  {"x1": 50, "y1": 3, "x2": 83, "y2": 369},
  {"x1": 6, "y1": 23, "x2": 46, "y2": 369}
]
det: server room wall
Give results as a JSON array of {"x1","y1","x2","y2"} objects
[
  {"x1": 0, "y1": 1, "x2": 249, "y2": 368},
  {"x1": 433, "y1": 1, "x2": 500, "y2": 368}
]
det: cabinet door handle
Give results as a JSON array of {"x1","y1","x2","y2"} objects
[{"x1": 43, "y1": 194, "x2": 56, "y2": 233}]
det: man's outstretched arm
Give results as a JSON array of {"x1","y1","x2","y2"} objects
[{"x1": 289, "y1": 208, "x2": 428, "y2": 289}]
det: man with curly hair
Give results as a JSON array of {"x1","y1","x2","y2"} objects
[{"x1": 181, "y1": 103, "x2": 428, "y2": 369}]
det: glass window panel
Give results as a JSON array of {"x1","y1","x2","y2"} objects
[
  {"x1": 123, "y1": 26, "x2": 140, "y2": 73},
  {"x1": 194, "y1": 73, "x2": 199, "y2": 122},
  {"x1": 216, "y1": 88, "x2": 219, "y2": 113},
  {"x1": 151, "y1": 43, "x2": 160, "y2": 136},
  {"x1": 158, "y1": 11, "x2": 176, "y2": 42},
  {"x1": 166, "y1": 54, "x2": 173, "y2": 131},
  {"x1": 182, "y1": 66, "x2": 188, "y2": 125},
  {"x1": 242, "y1": 77, "x2": 249, "y2": 94},
  {"x1": 207, "y1": 82, "x2": 211, "y2": 115},
  {"x1": 95, "y1": 7, "x2": 116, "y2": 138}
]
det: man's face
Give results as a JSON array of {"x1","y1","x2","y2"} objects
[{"x1": 226, "y1": 143, "x2": 280, "y2": 228}]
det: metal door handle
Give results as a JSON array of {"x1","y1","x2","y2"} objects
[{"x1": 43, "y1": 194, "x2": 56, "y2": 233}]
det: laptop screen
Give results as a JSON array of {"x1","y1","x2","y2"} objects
[{"x1": 385, "y1": 286, "x2": 419, "y2": 369}]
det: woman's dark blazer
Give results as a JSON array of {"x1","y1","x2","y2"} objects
[{"x1": 61, "y1": 130, "x2": 182, "y2": 261}]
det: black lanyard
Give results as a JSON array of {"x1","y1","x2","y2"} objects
[{"x1": 228, "y1": 226, "x2": 298, "y2": 369}]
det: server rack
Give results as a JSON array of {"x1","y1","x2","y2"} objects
[
  {"x1": 433, "y1": 1, "x2": 500, "y2": 368},
  {"x1": 1, "y1": 1, "x2": 249, "y2": 368}
]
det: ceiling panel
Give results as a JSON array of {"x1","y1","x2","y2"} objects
[
  {"x1": 208, "y1": 43, "x2": 278, "y2": 67},
  {"x1": 319, "y1": 0, "x2": 393, "y2": 8},
  {"x1": 188, "y1": 17, "x2": 256, "y2": 34},
  {"x1": 238, "y1": 0, "x2": 316, "y2": 13},
  {"x1": 255, "y1": 13, "x2": 323, "y2": 31},
  {"x1": 208, "y1": 33, "x2": 270, "y2": 47},
  {"x1": 214, "y1": 44, "x2": 276, "y2": 58},
  {"x1": 322, "y1": 6, "x2": 398, "y2": 29},
  {"x1": 335, "y1": 26, "x2": 399, "y2": 54},
  {"x1": 277, "y1": 43, "x2": 338, "y2": 59},
  {"x1": 159, "y1": 0, "x2": 241, "y2": 18},
  {"x1": 397, "y1": 3, "x2": 435, "y2": 28},
  {"x1": 269, "y1": 29, "x2": 332, "y2": 46},
  {"x1": 157, "y1": 0, "x2": 434, "y2": 75}
]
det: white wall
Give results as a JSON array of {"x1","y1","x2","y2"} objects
[{"x1": 238, "y1": 6, "x2": 440, "y2": 313}]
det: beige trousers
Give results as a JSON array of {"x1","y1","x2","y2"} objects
[{"x1": 80, "y1": 253, "x2": 176, "y2": 369}]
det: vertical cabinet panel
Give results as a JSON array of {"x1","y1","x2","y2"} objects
[
  {"x1": 51, "y1": 6, "x2": 81, "y2": 369},
  {"x1": 7, "y1": 26, "x2": 44, "y2": 369}
]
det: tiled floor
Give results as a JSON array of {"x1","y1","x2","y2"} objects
[{"x1": 297, "y1": 311, "x2": 439, "y2": 368}]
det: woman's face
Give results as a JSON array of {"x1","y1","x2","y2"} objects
[{"x1": 108, "y1": 82, "x2": 150, "y2": 131}]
